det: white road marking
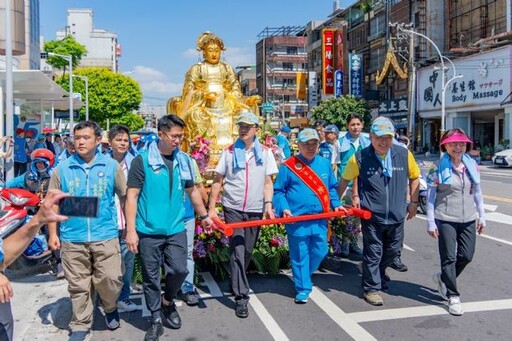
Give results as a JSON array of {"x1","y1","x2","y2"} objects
[
  {"x1": 479, "y1": 233, "x2": 512, "y2": 246},
  {"x1": 403, "y1": 243, "x2": 415, "y2": 252},
  {"x1": 284, "y1": 274, "x2": 376, "y2": 341},
  {"x1": 309, "y1": 287, "x2": 377, "y2": 341},
  {"x1": 484, "y1": 204, "x2": 498, "y2": 212},
  {"x1": 199, "y1": 271, "x2": 224, "y2": 298},
  {"x1": 248, "y1": 291, "x2": 290, "y2": 341},
  {"x1": 485, "y1": 212, "x2": 512, "y2": 225},
  {"x1": 348, "y1": 299, "x2": 512, "y2": 322}
]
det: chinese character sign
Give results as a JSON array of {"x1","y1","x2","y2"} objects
[
  {"x1": 335, "y1": 70, "x2": 344, "y2": 98},
  {"x1": 323, "y1": 29, "x2": 335, "y2": 96},
  {"x1": 349, "y1": 53, "x2": 363, "y2": 98},
  {"x1": 417, "y1": 45, "x2": 511, "y2": 111},
  {"x1": 335, "y1": 28, "x2": 344, "y2": 71}
]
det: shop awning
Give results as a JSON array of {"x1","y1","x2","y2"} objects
[{"x1": 0, "y1": 70, "x2": 84, "y2": 110}]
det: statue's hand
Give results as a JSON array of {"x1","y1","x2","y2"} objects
[{"x1": 205, "y1": 91, "x2": 218, "y2": 101}]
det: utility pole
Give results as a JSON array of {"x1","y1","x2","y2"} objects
[{"x1": 406, "y1": 24, "x2": 416, "y2": 152}]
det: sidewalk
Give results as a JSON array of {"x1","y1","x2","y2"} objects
[{"x1": 7, "y1": 270, "x2": 71, "y2": 340}]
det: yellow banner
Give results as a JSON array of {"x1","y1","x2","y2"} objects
[{"x1": 296, "y1": 72, "x2": 307, "y2": 100}]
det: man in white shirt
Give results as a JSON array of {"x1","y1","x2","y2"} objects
[{"x1": 209, "y1": 111, "x2": 278, "y2": 319}]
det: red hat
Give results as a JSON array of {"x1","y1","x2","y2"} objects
[
  {"x1": 440, "y1": 132, "x2": 473, "y2": 145},
  {"x1": 16, "y1": 128, "x2": 24, "y2": 135}
]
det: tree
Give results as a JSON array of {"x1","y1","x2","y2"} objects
[
  {"x1": 43, "y1": 36, "x2": 87, "y2": 76},
  {"x1": 109, "y1": 113, "x2": 145, "y2": 132},
  {"x1": 56, "y1": 67, "x2": 143, "y2": 127},
  {"x1": 310, "y1": 96, "x2": 372, "y2": 131}
]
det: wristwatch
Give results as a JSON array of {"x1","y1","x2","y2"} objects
[{"x1": 199, "y1": 214, "x2": 209, "y2": 220}]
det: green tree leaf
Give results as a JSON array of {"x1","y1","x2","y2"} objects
[
  {"x1": 55, "y1": 67, "x2": 142, "y2": 128},
  {"x1": 310, "y1": 95, "x2": 372, "y2": 131},
  {"x1": 43, "y1": 35, "x2": 88, "y2": 77}
]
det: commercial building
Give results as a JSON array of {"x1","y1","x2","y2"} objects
[
  {"x1": 256, "y1": 26, "x2": 309, "y2": 126},
  {"x1": 56, "y1": 8, "x2": 120, "y2": 71}
]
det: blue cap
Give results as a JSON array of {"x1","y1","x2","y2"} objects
[
  {"x1": 370, "y1": 117, "x2": 395, "y2": 136},
  {"x1": 324, "y1": 124, "x2": 339, "y2": 134},
  {"x1": 297, "y1": 128, "x2": 319, "y2": 143},
  {"x1": 236, "y1": 110, "x2": 259, "y2": 125},
  {"x1": 281, "y1": 126, "x2": 291, "y2": 133},
  {"x1": 37, "y1": 134, "x2": 45, "y2": 141}
]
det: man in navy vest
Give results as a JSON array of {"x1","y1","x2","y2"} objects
[{"x1": 340, "y1": 117, "x2": 420, "y2": 306}]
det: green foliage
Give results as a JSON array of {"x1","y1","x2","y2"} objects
[
  {"x1": 43, "y1": 36, "x2": 87, "y2": 74},
  {"x1": 250, "y1": 224, "x2": 289, "y2": 275},
  {"x1": 310, "y1": 95, "x2": 372, "y2": 131},
  {"x1": 110, "y1": 113, "x2": 145, "y2": 131},
  {"x1": 56, "y1": 67, "x2": 142, "y2": 127}
]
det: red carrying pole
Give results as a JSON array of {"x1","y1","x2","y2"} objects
[{"x1": 212, "y1": 207, "x2": 371, "y2": 237}]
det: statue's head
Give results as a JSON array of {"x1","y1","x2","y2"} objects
[{"x1": 197, "y1": 32, "x2": 225, "y2": 65}]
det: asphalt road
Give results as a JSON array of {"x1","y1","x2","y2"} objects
[{"x1": 8, "y1": 166, "x2": 512, "y2": 340}]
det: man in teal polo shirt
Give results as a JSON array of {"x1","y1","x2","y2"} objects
[{"x1": 125, "y1": 115, "x2": 213, "y2": 341}]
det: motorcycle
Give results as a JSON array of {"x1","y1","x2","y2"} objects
[{"x1": 0, "y1": 184, "x2": 59, "y2": 273}]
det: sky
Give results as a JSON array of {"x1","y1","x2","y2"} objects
[{"x1": 40, "y1": 0, "x2": 355, "y2": 105}]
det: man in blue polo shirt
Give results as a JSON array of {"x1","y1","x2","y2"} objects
[{"x1": 125, "y1": 115, "x2": 213, "y2": 341}]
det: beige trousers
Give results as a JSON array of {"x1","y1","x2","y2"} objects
[{"x1": 61, "y1": 238, "x2": 122, "y2": 331}]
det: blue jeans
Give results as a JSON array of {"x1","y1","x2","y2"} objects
[
  {"x1": 181, "y1": 218, "x2": 196, "y2": 293},
  {"x1": 118, "y1": 230, "x2": 135, "y2": 301}
]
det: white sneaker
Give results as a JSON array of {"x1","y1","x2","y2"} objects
[
  {"x1": 448, "y1": 296, "x2": 463, "y2": 316},
  {"x1": 117, "y1": 299, "x2": 137, "y2": 312},
  {"x1": 433, "y1": 272, "x2": 447, "y2": 300}
]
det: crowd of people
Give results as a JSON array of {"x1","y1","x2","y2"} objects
[{"x1": 0, "y1": 112, "x2": 486, "y2": 340}]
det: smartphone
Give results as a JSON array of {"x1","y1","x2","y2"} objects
[{"x1": 59, "y1": 196, "x2": 99, "y2": 218}]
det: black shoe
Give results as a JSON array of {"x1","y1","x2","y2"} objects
[
  {"x1": 161, "y1": 302, "x2": 181, "y2": 329},
  {"x1": 105, "y1": 309, "x2": 120, "y2": 330},
  {"x1": 144, "y1": 318, "x2": 163, "y2": 341},
  {"x1": 235, "y1": 301, "x2": 249, "y2": 318},
  {"x1": 390, "y1": 258, "x2": 408, "y2": 272},
  {"x1": 179, "y1": 290, "x2": 199, "y2": 306}
]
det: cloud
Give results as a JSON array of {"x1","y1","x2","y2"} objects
[{"x1": 128, "y1": 65, "x2": 183, "y2": 98}]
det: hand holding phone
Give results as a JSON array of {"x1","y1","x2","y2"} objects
[{"x1": 59, "y1": 196, "x2": 99, "y2": 218}]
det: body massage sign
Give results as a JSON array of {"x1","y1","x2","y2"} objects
[{"x1": 417, "y1": 45, "x2": 511, "y2": 112}]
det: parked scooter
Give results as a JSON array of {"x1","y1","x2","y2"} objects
[{"x1": 0, "y1": 183, "x2": 58, "y2": 272}]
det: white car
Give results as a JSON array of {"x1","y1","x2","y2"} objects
[{"x1": 492, "y1": 149, "x2": 512, "y2": 167}]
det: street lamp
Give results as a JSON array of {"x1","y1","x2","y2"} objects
[
  {"x1": 73, "y1": 75, "x2": 89, "y2": 121},
  {"x1": 393, "y1": 23, "x2": 463, "y2": 131},
  {"x1": 47, "y1": 52, "x2": 74, "y2": 131}
]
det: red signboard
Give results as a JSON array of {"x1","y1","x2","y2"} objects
[
  {"x1": 335, "y1": 28, "x2": 344, "y2": 72},
  {"x1": 322, "y1": 29, "x2": 335, "y2": 96}
]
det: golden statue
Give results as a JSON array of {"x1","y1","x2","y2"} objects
[{"x1": 167, "y1": 32, "x2": 261, "y2": 155}]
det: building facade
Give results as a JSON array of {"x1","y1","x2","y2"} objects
[
  {"x1": 56, "y1": 8, "x2": 120, "y2": 71},
  {"x1": 256, "y1": 27, "x2": 309, "y2": 126}
]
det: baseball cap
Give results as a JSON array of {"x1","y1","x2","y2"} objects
[
  {"x1": 37, "y1": 134, "x2": 45, "y2": 141},
  {"x1": 281, "y1": 126, "x2": 291, "y2": 133},
  {"x1": 297, "y1": 128, "x2": 319, "y2": 143},
  {"x1": 370, "y1": 117, "x2": 395, "y2": 136},
  {"x1": 324, "y1": 124, "x2": 339, "y2": 134},
  {"x1": 236, "y1": 111, "x2": 259, "y2": 126}
]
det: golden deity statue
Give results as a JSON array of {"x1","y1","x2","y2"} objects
[{"x1": 167, "y1": 32, "x2": 261, "y2": 156}]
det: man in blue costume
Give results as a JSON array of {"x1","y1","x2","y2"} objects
[{"x1": 273, "y1": 128, "x2": 343, "y2": 304}]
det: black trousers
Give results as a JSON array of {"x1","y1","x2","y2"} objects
[
  {"x1": 223, "y1": 207, "x2": 262, "y2": 303},
  {"x1": 138, "y1": 231, "x2": 188, "y2": 313},
  {"x1": 361, "y1": 219, "x2": 404, "y2": 292},
  {"x1": 436, "y1": 219, "x2": 476, "y2": 297},
  {"x1": 14, "y1": 162, "x2": 26, "y2": 177}
]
